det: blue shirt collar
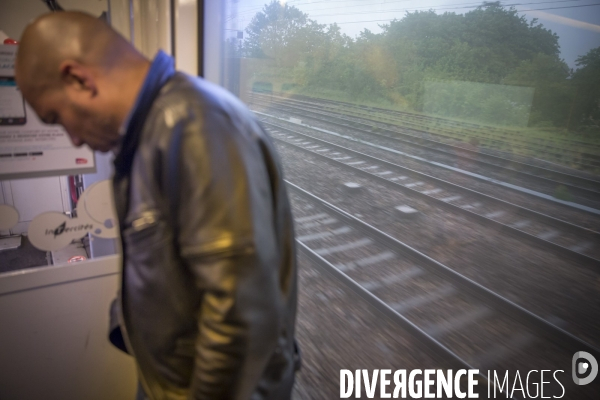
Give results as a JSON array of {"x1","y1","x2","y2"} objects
[
  {"x1": 123, "y1": 50, "x2": 175, "y2": 136},
  {"x1": 113, "y1": 50, "x2": 176, "y2": 175}
]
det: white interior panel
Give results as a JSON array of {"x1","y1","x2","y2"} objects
[
  {"x1": 7, "y1": 177, "x2": 64, "y2": 220},
  {"x1": 175, "y1": 0, "x2": 198, "y2": 75},
  {"x1": 203, "y1": 0, "x2": 223, "y2": 83},
  {"x1": 0, "y1": 255, "x2": 136, "y2": 400}
]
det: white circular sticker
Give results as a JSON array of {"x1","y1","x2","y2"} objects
[
  {"x1": 27, "y1": 179, "x2": 118, "y2": 251},
  {"x1": 0, "y1": 204, "x2": 19, "y2": 230},
  {"x1": 28, "y1": 212, "x2": 94, "y2": 251},
  {"x1": 76, "y1": 180, "x2": 119, "y2": 239}
]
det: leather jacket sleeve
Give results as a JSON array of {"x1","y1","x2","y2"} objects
[{"x1": 172, "y1": 109, "x2": 284, "y2": 399}]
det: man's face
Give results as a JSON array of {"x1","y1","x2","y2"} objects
[{"x1": 26, "y1": 86, "x2": 120, "y2": 153}]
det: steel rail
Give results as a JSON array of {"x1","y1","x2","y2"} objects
[
  {"x1": 286, "y1": 181, "x2": 600, "y2": 361},
  {"x1": 257, "y1": 92, "x2": 600, "y2": 161},
  {"x1": 257, "y1": 111, "x2": 600, "y2": 216},
  {"x1": 255, "y1": 96, "x2": 600, "y2": 197},
  {"x1": 290, "y1": 97, "x2": 600, "y2": 171},
  {"x1": 265, "y1": 119, "x2": 600, "y2": 236},
  {"x1": 271, "y1": 129, "x2": 600, "y2": 268},
  {"x1": 257, "y1": 97, "x2": 600, "y2": 202},
  {"x1": 277, "y1": 93, "x2": 600, "y2": 159},
  {"x1": 311, "y1": 96, "x2": 600, "y2": 155},
  {"x1": 296, "y1": 241, "x2": 508, "y2": 397},
  {"x1": 297, "y1": 241, "x2": 476, "y2": 370}
]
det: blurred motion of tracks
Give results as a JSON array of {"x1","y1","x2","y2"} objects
[{"x1": 249, "y1": 93, "x2": 600, "y2": 398}]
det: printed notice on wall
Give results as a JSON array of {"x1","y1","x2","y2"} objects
[{"x1": 0, "y1": 44, "x2": 95, "y2": 180}]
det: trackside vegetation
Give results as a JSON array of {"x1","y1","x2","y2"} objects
[{"x1": 228, "y1": 1, "x2": 600, "y2": 171}]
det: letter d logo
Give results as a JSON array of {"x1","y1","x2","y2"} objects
[{"x1": 572, "y1": 351, "x2": 598, "y2": 385}]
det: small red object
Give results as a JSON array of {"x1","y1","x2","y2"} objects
[
  {"x1": 68, "y1": 255, "x2": 87, "y2": 263},
  {"x1": 3, "y1": 38, "x2": 18, "y2": 45}
]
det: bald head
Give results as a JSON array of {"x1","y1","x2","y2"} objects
[
  {"x1": 16, "y1": 11, "x2": 144, "y2": 96},
  {"x1": 14, "y1": 11, "x2": 151, "y2": 152}
]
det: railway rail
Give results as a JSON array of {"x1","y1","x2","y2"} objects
[
  {"x1": 265, "y1": 121, "x2": 600, "y2": 267},
  {"x1": 288, "y1": 181, "x2": 599, "y2": 398},
  {"x1": 255, "y1": 110, "x2": 600, "y2": 217},
  {"x1": 251, "y1": 95, "x2": 600, "y2": 203},
  {"x1": 256, "y1": 93, "x2": 600, "y2": 170},
  {"x1": 303, "y1": 94, "x2": 600, "y2": 155},
  {"x1": 278, "y1": 93, "x2": 600, "y2": 161}
]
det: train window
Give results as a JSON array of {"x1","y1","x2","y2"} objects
[{"x1": 221, "y1": 0, "x2": 599, "y2": 397}]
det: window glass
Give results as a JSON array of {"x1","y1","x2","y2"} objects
[{"x1": 222, "y1": 1, "x2": 600, "y2": 397}]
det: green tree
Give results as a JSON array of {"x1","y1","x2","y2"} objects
[
  {"x1": 570, "y1": 47, "x2": 600, "y2": 131},
  {"x1": 303, "y1": 26, "x2": 387, "y2": 101},
  {"x1": 377, "y1": 3, "x2": 563, "y2": 113},
  {"x1": 242, "y1": 1, "x2": 571, "y2": 120},
  {"x1": 460, "y1": 2, "x2": 559, "y2": 69},
  {"x1": 243, "y1": 0, "x2": 323, "y2": 67},
  {"x1": 504, "y1": 53, "x2": 571, "y2": 127}
]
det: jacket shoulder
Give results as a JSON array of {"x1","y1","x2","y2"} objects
[{"x1": 154, "y1": 72, "x2": 253, "y2": 123}]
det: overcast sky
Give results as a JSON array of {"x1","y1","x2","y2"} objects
[{"x1": 227, "y1": 0, "x2": 600, "y2": 68}]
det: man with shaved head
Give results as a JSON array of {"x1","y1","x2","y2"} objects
[
  {"x1": 16, "y1": 12, "x2": 150, "y2": 151},
  {"x1": 17, "y1": 11, "x2": 299, "y2": 400}
]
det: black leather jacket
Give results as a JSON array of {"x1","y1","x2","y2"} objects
[{"x1": 110, "y1": 53, "x2": 298, "y2": 400}]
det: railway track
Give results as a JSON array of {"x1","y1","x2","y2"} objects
[
  {"x1": 258, "y1": 93, "x2": 600, "y2": 170},
  {"x1": 251, "y1": 95, "x2": 600, "y2": 204},
  {"x1": 288, "y1": 181, "x2": 599, "y2": 399},
  {"x1": 265, "y1": 121, "x2": 600, "y2": 267},
  {"x1": 304, "y1": 94, "x2": 600, "y2": 158},
  {"x1": 255, "y1": 109, "x2": 600, "y2": 218},
  {"x1": 285, "y1": 93, "x2": 600, "y2": 157}
]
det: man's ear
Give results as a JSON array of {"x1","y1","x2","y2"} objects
[{"x1": 58, "y1": 60, "x2": 98, "y2": 97}]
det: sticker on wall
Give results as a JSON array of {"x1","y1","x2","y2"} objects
[
  {"x1": 27, "y1": 180, "x2": 119, "y2": 251},
  {"x1": 28, "y1": 212, "x2": 94, "y2": 251},
  {"x1": 0, "y1": 204, "x2": 19, "y2": 230},
  {"x1": 76, "y1": 179, "x2": 118, "y2": 239}
]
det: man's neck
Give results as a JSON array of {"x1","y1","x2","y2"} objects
[{"x1": 114, "y1": 59, "x2": 152, "y2": 131}]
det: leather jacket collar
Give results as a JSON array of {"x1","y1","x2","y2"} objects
[{"x1": 114, "y1": 51, "x2": 176, "y2": 179}]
